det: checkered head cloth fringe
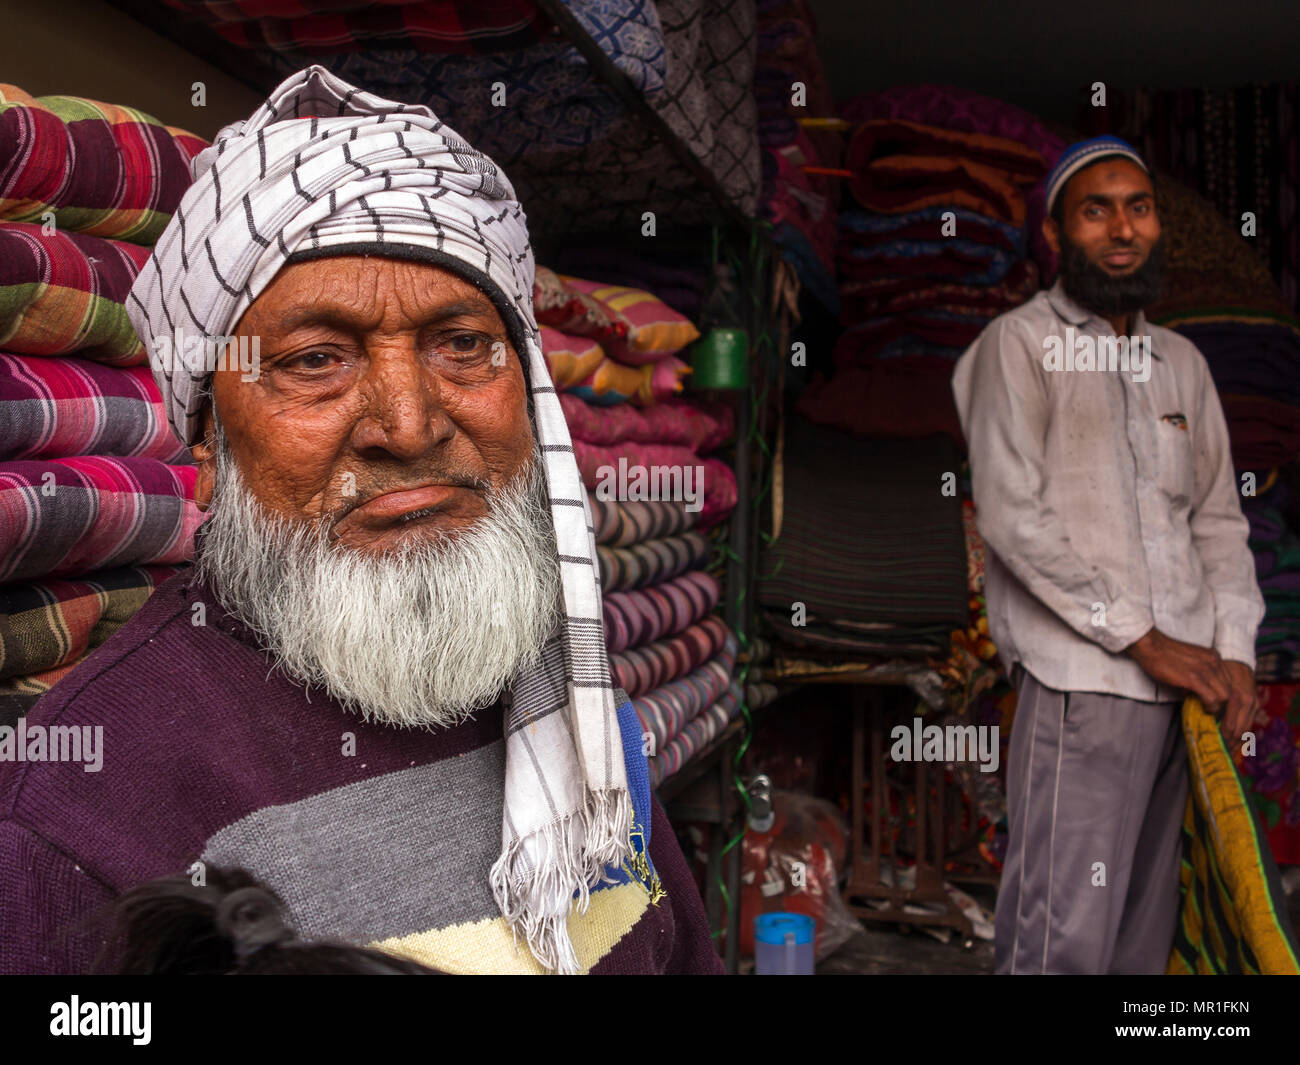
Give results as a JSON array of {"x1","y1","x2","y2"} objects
[{"x1": 126, "y1": 64, "x2": 633, "y2": 974}]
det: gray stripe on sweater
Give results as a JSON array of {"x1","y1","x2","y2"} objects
[{"x1": 201, "y1": 740, "x2": 505, "y2": 943}]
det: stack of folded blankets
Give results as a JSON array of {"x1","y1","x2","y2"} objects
[
  {"x1": 1234, "y1": 476, "x2": 1300, "y2": 865},
  {"x1": 1242, "y1": 475, "x2": 1300, "y2": 683},
  {"x1": 1145, "y1": 177, "x2": 1300, "y2": 472},
  {"x1": 752, "y1": 0, "x2": 841, "y2": 315},
  {"x1": 758, "y1": 415, "x2": 968, "y2": 660},
  {"x1": 0, "y1": 83, "x2": 209, "y2": 718},
  {"x1": 535, "y1": 271, "x2": 743, "y2": 785},
  {"x1": 797, "y1": 85, "x2": 1065, "y2": 444}
]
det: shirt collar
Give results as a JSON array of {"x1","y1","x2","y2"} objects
[{"x1": 1046, "y1": 277, "x2": 1161, "y2": 360}]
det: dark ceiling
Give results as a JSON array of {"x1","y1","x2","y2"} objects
[{"x1": 809, "y1": 0, "x2": 1300, "y2": 124}]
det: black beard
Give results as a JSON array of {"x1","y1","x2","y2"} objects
[{"x1": 1058, "y1": 234, "x2": 1165, "y2": 318}]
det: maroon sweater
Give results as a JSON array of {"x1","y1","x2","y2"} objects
[{"x1": 0, "y1": 572, "x2": 724, "y2": 974}]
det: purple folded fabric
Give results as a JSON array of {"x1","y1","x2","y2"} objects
[
  {"x1": 0, "y1": 456, "x2": 202, "y2": 582},
  {"x1": 610, "y1": 614, "x2": 730, "y2": 699},
  {"x1": 648, "y1": 679, "x2": 744, "y2": 787},
  {"x1": 561, "y1": 392, "x2": 733, "y2": 451},
  {"x1": 0, "y1": 353, "x2": 189, "y2": 462},
  {"x1": 633, "y1": 633, "x2": 739, "y2": 758},
  {"x1": 590, "y1": 494, "x2": 698, "y2": 547},
  {"x1": 603, "y1": 569, "x2": 721, "y2": 652},
  {"x1": 596, "y1": 531, "x2": 711, "y2": 593}
]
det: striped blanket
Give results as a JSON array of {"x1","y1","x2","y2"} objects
[
  {"x1": 0, "y1": 457, "x2": 201, "y2": 583},
  {"x1": 0, "y1": 353, "x2": 187, "y2": 463},
  {"x1": 0, "y1": 223, "x2": 153, "y2": 364},
  {"x1": 1168, "y1": 697, "x2": 1300, "y2": 974},
  {"x1": 597, "y1": 531, "x2": 711, "y2": 593},
  {"x1": 589, "y1": 495, "x2": 697, "y2": 548},
  {"x1": 0, "y1": 84, "x2": 206, "y2": 244},
  {"x1": 603, "y1": 569, "x2": 720, "y2": 653},
  {"x1": 759, "y1": 418, "x2": 968, "y2": 656},
  {"x1": 0, "y1": 563, "x2": 183, "y2": 679},
  {"x1": 633, "y1": 632, "x2": 739, "y2": 757},
  {"x1": 611, "y1": 614, "x2": 730, "y2": 700},
  {"x1": 649, "y1": 680, "x2": 745, "y2": 787}
]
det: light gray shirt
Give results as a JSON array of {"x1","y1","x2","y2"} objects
[{"x1": 951, "y1": 279, "x2": 1265, "y2": 700}]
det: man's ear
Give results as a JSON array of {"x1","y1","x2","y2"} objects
[
  {"x1": 189, "y1": 405, "x2": 217, "y2": 512},
  {"x1": 1042, "y1": 215, "x2": 1061, "y2": 256}
]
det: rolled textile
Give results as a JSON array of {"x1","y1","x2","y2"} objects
[
  {"x1": 839, "y1": 259, "x2": 1038, "y2": 322},
  {"x1": 838, "y1": 204, "x2": 1023, "y2": 255},
  {"x1": 597, "y1": 531, "x2": 711, "y2": 593},
  {"x1": 610, "y1": 614, "x2": 730, "y2": 699},
  {"x1": 542, "y1": 248, "x2": 711, "y2": 322},
  {"x1": 758, "y1": 418, "x2": 968, "y2": 655},
  {"x1": 837, "y1": 235, "x2": 1021, "y2": 287},
  {"x1": 558, "y1": 276, "x2": 700, "y2": 366},
  {"x1": 847, "y1": 154, "x2": 1032, "y2": 229},
  {"x1": 603, "y1": 569, "x2": 721, "y2": 653},
  {"x1": 573, "y1": 441, "x2": 739, "y2": 528},
  {"x1": 634, "y1": 634, "x2": 739, "y2": 757},
  {"x1": 539, "y1": 327, "x2": 605, "y2": 389},
  {"x1": 0, "y1": 457, "x2": 202, "y2": 583},
  {"x1": 534, "y1": 265, "x2": 624, "y2": 347},
  {"x1": 648, "y1": 679, "x2": 744, "y2": 787},
  {"x1": 559, "y1": 391, "x2": 733, "y2": 452},
  {"x1": 796, "y1": 360, "x2": 965, "y2": 448},
  {"x1": 0, "y1": 353, "x2": 189, "y2": 463},
  {"x1": 567, "y1": 354, "x2": 690, "y2": 407},
  {"x1": 0, "y1": 223, "x2": 154, "y2": 364},
  {"x1": 0, "y1": 84, "x2": 206, "y2": 244},
  {"x1": 0, "y1": 562, "x2": 183, "y2": 679},
  {"x1": 831, "y1": 313, "x2": 986, "y2": 367},
  {"x1": 839, "y1": 84, "x2": 1066, "y2": 277},
  {"x1": 589, "y1": 494, "x2": 698, "y2": 547}
]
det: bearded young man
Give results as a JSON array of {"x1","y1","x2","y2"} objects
[
  {"x1": 951, "y1": 137, "x2": 1266, "y2": 974},
  {"x1": 0, "y1": 67, "x2": 722, "y2": 976}
]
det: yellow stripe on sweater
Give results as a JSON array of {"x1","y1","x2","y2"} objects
[{"x1": 367, "y1": 881, "x2": 650, "y2": 974}]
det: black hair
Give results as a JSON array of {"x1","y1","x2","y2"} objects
[{"x1": 96, "y1": 865, "x2": 442, "y2": 975}]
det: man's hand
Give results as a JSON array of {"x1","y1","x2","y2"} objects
[
  {"x1": 1220, "y1": 659, "x2": 1262, "y2": 750},
  {"x1": 1125, "y1": 628, "x2": 1231, "y2": 714}
]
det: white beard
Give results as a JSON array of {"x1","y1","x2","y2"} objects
[{"x1": 194, "y1": 426, "x2": 561, "y2": 730}]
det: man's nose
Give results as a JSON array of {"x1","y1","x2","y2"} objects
[
  {"x1": 350, "y1": 345, "x2": 454, "y2": 460},
  {"x1": 1110, "y1": 210, "x2": 1137, "y2": 243}
]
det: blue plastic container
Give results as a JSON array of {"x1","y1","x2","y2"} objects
[{"x1": 753, "y1": 912, "x2": 815, "y2": 975}]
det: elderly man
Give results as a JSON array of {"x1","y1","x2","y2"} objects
[
  {"x1": 0, "y1": 67, "x2": 722, "y2": 975},
  {"x1": 952, "y1": 136, "x2": 1266, "y2": 974}
]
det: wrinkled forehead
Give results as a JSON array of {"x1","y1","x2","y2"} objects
[{"x1": 237, "y1": 255, "x2": 507, "y2": 333}]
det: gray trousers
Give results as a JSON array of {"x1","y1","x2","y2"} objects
[{"x1": 995, "y1": 666, "x2": 1188, "y2": 974}]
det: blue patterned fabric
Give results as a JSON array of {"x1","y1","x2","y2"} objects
[{"x1": 839, "y1": 205, "x2": 1025, "y2": 254}]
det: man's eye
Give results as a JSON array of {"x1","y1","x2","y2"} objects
[
  {"x1": 445, "y1": 333, "x2": 487, "y2": 356},
  {"x1": 288, "y1": 351, "x2": 336, "y2": 370}
]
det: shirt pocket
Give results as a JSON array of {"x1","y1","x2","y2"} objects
[{"x1": 1152, "y1": 413, "x2": 1195, "y2": 507}]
